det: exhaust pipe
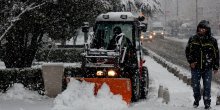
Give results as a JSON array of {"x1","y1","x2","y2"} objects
[{"x1": 82, "y1": 22, "x2": 89, "y2": 44}]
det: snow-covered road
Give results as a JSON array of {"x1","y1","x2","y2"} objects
[{"x1": 0, "y1": 56, "x2": 220, "y2": 110}]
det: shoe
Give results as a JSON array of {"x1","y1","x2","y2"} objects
[
  {"x1": 204, "y1": 99, "x2": 211, "y2": 109},
  {"x1": 193, "y1": 100, "x2": 199, "y2": 108},
  {"x1": 204, "y1": 104, "x2": 211, "y2": 109}
]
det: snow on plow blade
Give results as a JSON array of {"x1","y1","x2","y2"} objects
[{"x1": 77, "y1": 78, "x2": 132, "y2": 104}]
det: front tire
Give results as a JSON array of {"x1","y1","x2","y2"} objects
[
  {"x1": 131, "y1": 69, "x2": 141, "y2": 102},
  {"x1": 140, "y1": 66, "x2": 149, "y2": 99}
]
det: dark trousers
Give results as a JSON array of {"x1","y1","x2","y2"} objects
[{"x1": 191, "y1": 68, "x2": 212, "y2": 105}]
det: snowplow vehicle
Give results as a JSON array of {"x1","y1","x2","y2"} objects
[{"x1": 67, "y1": 12, "x2": 149, "y2": 104}]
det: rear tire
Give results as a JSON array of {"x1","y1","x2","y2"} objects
[
  {"x1": 131, "y1": 69, "x2": 141, "y2": 102},
  {"x1": 140, "y1": 66, "x2": 149, "y2": 99}
]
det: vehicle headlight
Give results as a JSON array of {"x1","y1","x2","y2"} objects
[
  {"x1": 153, "y1": 32, "x2": 156, "y2": 35},
  {"x1": 141, "y1": 35, "x2": 144, "y2": 39},
  {"x1": 161, "y1": 32, "x2": 164, "y2": 34},
  {"x1": 107, "y1": 70, "x2": 117, "y2": 77},
  {"x1": 149, "y1": 35, "x2": 153, "y2": 39},
  {"x1": 96, "y1": 70, "x2": 104, "y2": 76}
]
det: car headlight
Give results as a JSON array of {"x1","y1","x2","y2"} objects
[
  {"x1": 96, "y1": 70, "x2": 104, "y2": 76},
  {"x1": 107, "y1": 70, "x2": 117, "y2": 77},
  {"x1": 153, "y1": 32, "x2": 156, "y2": 35},
  {"x1": 141, "y1": 35, "x2": 144, "y2": 39},
  {"x1": 149, "y1": 35, "x2": 153, "y2": 39}
]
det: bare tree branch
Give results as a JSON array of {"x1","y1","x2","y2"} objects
[{"x1": 0, "y1": 2, "x2": 46, "y2": 41}]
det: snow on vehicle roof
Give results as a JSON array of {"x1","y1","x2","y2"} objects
[{"x1": 96, "y1": 12, "x2": 138, "y2": 22}]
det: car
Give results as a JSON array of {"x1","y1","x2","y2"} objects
[
  {"x1": 150, "y1": 22, "x2": 165, "y2": 39},
  {"x1": 141, "y1": 31, "x2": 154, "y2": 42}
]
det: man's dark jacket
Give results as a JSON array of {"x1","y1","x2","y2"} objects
[{"x1": 185, "y1": 20, "x2": 219, "y2": 70}]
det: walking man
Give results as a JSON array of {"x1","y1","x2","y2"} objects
[{"x1": 185, "y1": 20, "x2": 219, "y2": 109}]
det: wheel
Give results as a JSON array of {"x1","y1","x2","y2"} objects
[
  {"x1": 140, "y1": 66, "x2": 149, "y2": 99},
  {"x1": 131, "y1": 69, "x2": 141, "y2": 102}
]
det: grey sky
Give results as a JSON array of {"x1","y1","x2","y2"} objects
[
  {"x1": 159, "y1": 0, "x2": 220, "y2": 22},
  {"x1": 157, "y1": 0, "x2": 220, "y2": 34}
]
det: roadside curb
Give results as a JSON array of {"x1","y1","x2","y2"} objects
[{"x1": 142, "y1": 47, "x2": 192, "y2": 86}]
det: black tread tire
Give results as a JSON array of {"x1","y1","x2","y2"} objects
[
  {"x1": 131, "y1": 69, "x2": 141, "y2": 102},
  {"x1": 140, "y1": 66, "x2": 149, "y2": 99}
]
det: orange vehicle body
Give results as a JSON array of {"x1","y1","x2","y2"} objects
[{"x1": 76, "y1": 78, "x2": 132, "y2": 104}]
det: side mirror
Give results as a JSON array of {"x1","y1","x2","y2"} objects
[
  {"x1": 139, "y1": 23, "x2": 147, "y2": 32},
  {"x1": 138, "y1": 16, "x2": 145, "y2": 21},
  {"x1": 82, "y1": 22, "x2": 89, "y2": 33}
]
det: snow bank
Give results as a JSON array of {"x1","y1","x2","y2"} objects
[
  {"x1": 144, "y1": 48, "x2": 190, "y2": 78},
  {"x1": 218, "y1": 91, "x2": 220, "y2": 97},
  {"x1": 52, "y1": 79, "x2": 128, "y2": 110},
  {"x1": 0, "y1": 83, "x2": 44, "y2": 100},
  {"x1": 0, "y1": 61, "x2": 5, "y2": 69}
]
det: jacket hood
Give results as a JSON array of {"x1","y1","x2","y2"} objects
[{"x1": 197, "y1": 20, "x2": 212, "y2": 36}]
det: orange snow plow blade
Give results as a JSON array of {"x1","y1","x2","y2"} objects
[{"x1": 77, "y1": 78, "x2": 132, "y2": 104}]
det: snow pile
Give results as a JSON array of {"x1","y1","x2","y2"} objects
[
  {"x1": 217, "y1": 86, "x2": 220, "y2": 97},
  {"x1": 52, "y1": 79, "x2": 128, "y2": 110},
  {"x1": 218, "y1": 91, "x2": 220, "y2": 97},
  {"x1": 0, "y1": 83, "x2": 44, "y2": 100},
  {"x1": 0, "y1": 61, "x2": 6, "y2": 69}
]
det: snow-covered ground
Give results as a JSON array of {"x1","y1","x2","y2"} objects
[{"x1": 1, "y1": 56, "x2": 220, "y2": 110}]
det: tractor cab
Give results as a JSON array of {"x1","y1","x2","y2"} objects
[{"x1": 82, "y1": 12, "x2": 147, "y2": 69}]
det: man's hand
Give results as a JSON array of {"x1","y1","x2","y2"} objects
[
  {"x1": 213, "y1": 70, "x2": 218, "y2": 74},
  {"x1": 190, "y1": 62, "x2": 197, "y2": 69}
]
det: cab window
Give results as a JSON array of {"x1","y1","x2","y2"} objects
[{"x1": 92, "y1": 23, "x2": 133, "y2": 49}]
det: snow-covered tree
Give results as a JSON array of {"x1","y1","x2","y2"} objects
[
  {"x1": 97, "y1": 0, "x2": 161, "y2": 16},
  {"x1": 120, "y1": 0, "x2": 161, "y2": 17},
  {"x1": 0, "y1": 0, "x2": 109, "y2": 68},
  {"x1": 0, "y1": 0, "x2": 161, "y2": 68},
  {"x1": 0, "y1": 0, "x2": 50, "y2": 68}
]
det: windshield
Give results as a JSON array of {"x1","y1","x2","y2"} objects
[{"x1": 91, "y1": 22, "x2": 133, "y2": 49}]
